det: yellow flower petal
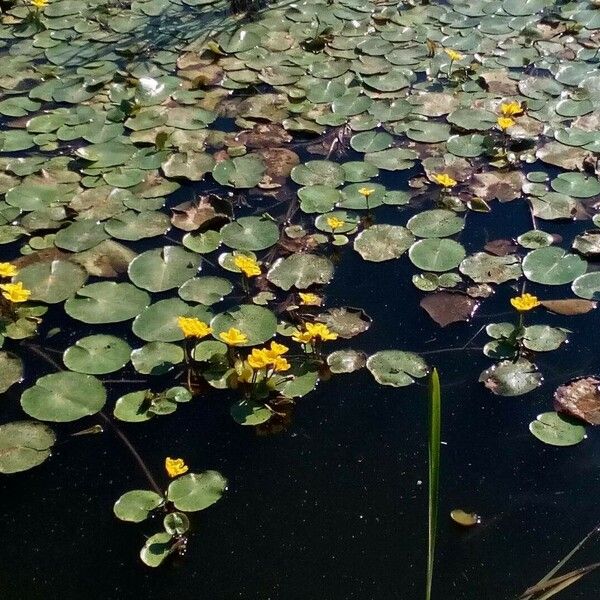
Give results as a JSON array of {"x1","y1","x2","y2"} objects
[
  {"x1": 510, "y1": 293, "x2": 541, "y2": 312},
  {"x1": 0, "y1": 263, "x2": 18, "y2": 277},
  {"x1": 299, "y1": 292, "x2": 320, "y2": 306},
  {"x1": 233, "y1": 254, "x2": 261, "y2": 278},
  {"x1": 499, "y1": 101, "x2": 523, "y2": 117},
  {"x1": 444, "y1": 48, "x2": 463, "y2": 61},
  {"x1": 431, "y1": 173, "x2": 457, "y2": 188},
  {"x1": 357, "y1": 187, "x2": 375, "y2": 197},
  {"x1": 165, "y1": 457, "x2": 188, "y2": 478},
  {"x1": 0, "y1": 282, "x2": 31, "y2": 303},
  {"x1": 326, "y1": 216, "x2": 345, "y2": 231},
  {"x1": 219, "y1": 327, "x2": 248, "y2": 346},
  {"x1": 177, "y1": 316, "x2": 212, "y2": 338},
  {"x1": 497, "y1": 117, "x2": 516, "y2": 130}
]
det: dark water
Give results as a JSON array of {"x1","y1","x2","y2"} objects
[{"x1": 1, "y1": 183, "x2": 600, "y2": 599}]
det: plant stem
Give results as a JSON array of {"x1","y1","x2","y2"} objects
[{"x1": 21, "y1": 341, "x2": 164, "y2": 498}]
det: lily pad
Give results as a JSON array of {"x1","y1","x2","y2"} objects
[
  {"x1": 0, "y1": 351, "x2": 23, "y2": 393},
  {"x1": 220, "y1": 216, "x2": 279, "y2": 251},
  {"x1": 63, "y1": 335, "x2": 131, "y2": 374},
  {"x1": 529, "y1": 412, "x2": 585, "y2": 447},
  {"x1": 479, "y1": 359, "x2": 542, "y2": 397},
  {"x1": 354, "y1": 225, "x2": 414, "y2": 262},
  {"x1": 407, "y1": 209, "x2": 464, "y2": 238},
  {"x1": 0, "y1": 421, "x2": 56, "y2": 474},
  {"x1": 114, "y1": 490, "x2": 164, "y2": 523},
  {"x1": 167, "y1": 471, "x2": 227, "y2": 512},
  {"x1": 21, "y1": 372, "x2": 106, "y2": 422},
  {"x1": 211, "y1": 305, "x2": 277, "y2": 347},
  {"x1": 459, "y1": 253, "x2": 522, "y2": 284},
  {"x1": 409, "y1": 239, "x2": 466, "y2": 272},
  {"x1": 522, "y1": 247, "x2": 587, "y2": 285},
  {"x1": 15, "y1": 260, "x2": 88, "y2": 303},
  {"x1": 267, "y1": 254, "x2": 334, "y2": 290},
  {"x1": 366, "y1": 351, "x2": 428, "y2": 387}
]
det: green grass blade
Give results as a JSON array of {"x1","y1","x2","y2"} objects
[{"x1": 426, "y1": 368, "x2": 441, "y2": 600}]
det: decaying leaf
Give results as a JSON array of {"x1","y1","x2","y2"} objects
[
  {"x1": 420, "y1": 292, "x2": 479, "y2": 327},
  {"x1": 554, "y1": 377, "x2": 600, "y2": 425},
  {"x1": 541, "y1": 299, "x2": 597, "y2": 315}
]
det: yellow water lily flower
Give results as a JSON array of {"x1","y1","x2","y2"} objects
[
  {"x1": 431, "y1": 173, "x2": 457, "y2": 188},
  {"x1": 165, "y1": 457, "x2": 188, "y2": 478},
  {"x1": 326, "y1": 216, "x2": 345, "y2": 231},
  {"x1": 358, "y1": 187, "x2": 375, "y2": 197},
  {"x1": 271, "y1": 356, "x2": 291, "y2": 372},
  {"x1": 299, "y1": 292, "x2": 321, "y2": 305},
  {"x1": 497, "y1": 117, "x2": 516, "y2": 130},
  {"x1": 233, "y1": 254, "x2": 261, "y2": 278},
  {"x1": 0, "y1": 282, "x2": 31, "y2": 303},
  {"x1": 266, "y1": 341, "x2": 289, "y2": 357},
  {"x1": 219, "y1": 327, "x2": 248, "y2": 346},
  {"x1": 292, "y1": 322, "x2": 338, "y2": 343},
  {"x1": 499, "y1": 101, "x2": 523, "y2": 117},
  {"x1": 237, "y1": 360, "x2": 255, "y2": 383},
  {"x1": 177, "y1": 316, "x2": 212, "y2": 339},
  {"x1": 444, "y1": 48, "x2": 463, "y2": 61},
  {"x1": 31, "y1": 0, "x2": 48, "y2": 8},
  {"x1": 510, "y1": 293, "x2": 541, "y2": 312},
  {"x1": 247, "y1": 348, "x2": 272, "y2": 369},
  {"x1": 0, "y1": 263, "x2": 18, "y2": 277}
]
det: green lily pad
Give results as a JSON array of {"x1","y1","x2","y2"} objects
[
  {"x1": 179, "y1": 277, "x2": 233, "y2": 305},
  {"x1": 522, "y1": 247, "x2": 587, "y2": 285},
  {"x1": 65, "y1": 282, "x2": 150, "y2": 324},
  {"x1": 54, "y1": 220, "x2": 110, "y2": 252},
  {"x1": 128, "y1": 246, "x2": 201, "y2": 292},
  {"x1": 267, "y1": 254, "x2": 334, "y2": 290},
  {"x1": 114, "y1": 490, "x2": 164, "y2": 522},
  {"x1": 140, "y1": 532, "x2": 173, "y2": 568},
  {"x1": 406, "y1": 209, "x2": 464, "y2": 238},
  {"x1": 21, "y1": 372, "x2": 106, "y2": 422},
  {"x1": 353, "y1": 224, "x2": 414, "y2": 262},
  {"x1": 366, "y1": 350, "x2": 429, "y2": 387},
  {"x1": 167, "y1": 471, "x2": 227, "y2": 512},
  {"x1": 63, "y1": 335, "x2": 131, "y2": 374},
  {"x1": 132, "y1": 299, "x2": 212, "y2": 343},
  {"x1": 104, "y1": 210, "x2": 171, "y2": 241},
  {"x1": 15, "y1": 260, "x2": 87, "y2": 304},
  {"x1": 479, "y1": 359, "x2": 542, "y2": 397},
  {"x1": 212, "y1": 155, "x2": 265, "y2": 188},
  {"x1": 326, "y1": 349, "x2": 367, "y2": 374},
  {"x1": 529, "y1": 412, "x2": 586, "y2": 446},
  {"x1": 230, "y1": 399, "x2": 273, "y2": 426},
  {"x1": 291, "y1": 161, "x2": 345, "y2": 187},
  {"x1": 0, "y1": 421, "x2": 56, "y2": 474},
  {"x1": 572, "y1": 272, "x2": 600, "y2": 300},
  {"x1": 131, "y1": 342, "x2": 184, "y2": 375},
  {"x1": 517, "y1": 230, "x2": 553, "y2": 249},
  {"x1": 211, "y1": 305, "x2": 277, "y2": 347},
  {"x1": 409, "y1": 239, "x2": 466, "y2": 272},
  {"x1": 0, "y1": 351, "x2": 23, "y2": 393},
  {"x1": 220, "y1": 216, "x2": 279, "y2": 251},
  {"x1": 551, "y1": 173, "x2": 600, "y2": 199}
]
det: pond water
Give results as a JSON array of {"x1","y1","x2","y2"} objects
[{"x1": 1, "y1": 0, "x2": 600, "y2": 598}]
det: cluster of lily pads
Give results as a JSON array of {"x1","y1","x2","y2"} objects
[{"x1": 1, "y1": 0, "x2": 600, "y2": 567}]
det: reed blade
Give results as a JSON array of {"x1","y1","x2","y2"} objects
[{"x1": 426, "y1": 368, "x2": 441, "y2": 600}]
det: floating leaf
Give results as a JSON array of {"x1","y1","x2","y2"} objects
[
  {"x1": 267, "y1": 254, "x2": 334, "y2": 290},
  {"x1": 21, "y1": 372, "x2": 106, "y2": 422},
  {"x1": 15, "y1": 260, "x2": 87, "y2": 303},
  {"x1": 554, "y1": 377, "x2": 600, "y2": 425},
  {"x1": 114, "y1": 490, "x2": 164, "y2": 523},
  {"x1": 327, "y1": 350, "x2": 367, "y2": 374},
  {"x1": 367, "y1": 351, "x2": 428, "y2": 387},
  {"x1": 0, "y1": 351, "x2": 23, "y2": 393},
  {"x1": 409, "y1": 239, "x2": 466, "y2": 272},
  {"x1": 211, "y1": 305, "x2": 277, "y2": 347},
  {"x1": 230, "y1": 399, "x2": 272, "y2": 426},
  {"x1": 522, "y1": 247, "x2": 587, "y2": 285},
  {"x1": 407, "y1": 210, "x2": 464, "y2": 239},
  {"x1": 128, "y1": 246, "x2": 200, "y2": 292},
  {"x1": 220, "y1": 216, "x2": 279, "y2": 251},
  {"x1": 167, "y1": 471, "x2": 227, "y2": 512},
  {"x1": 0, "y1": 421, "x2": 56, "y2": 474},
  {"x1": 140, "y1": 532, "x2": 173, "y2": 568},
  {"x1": 63, "y1": 335, "x2": 131, "y2": 375},
  {"x1": 353, "y1": 225, "x2": 414, "y2": 261},
  {"x1": 459, "y1": 253, "x2": 522, "y2": 284},
  {"x1": 479, "y1": 359, "x2": 542, "y2": 397},
  {"x1": 529, "y1": 412, "x2": 586, "y2": 447}
]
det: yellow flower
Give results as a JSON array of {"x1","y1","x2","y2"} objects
[
  {"x1": 497, "y1": 117, "x2": 516, "y2": 130},
  {"x1": 292, "y1": 322, "x2": 338, "y2": 344},
  {"x1": 219, "y1": 327, "x2": 248, "y2": 346},
  {"x1": 247, "y1": 348, "x2": 272, "y2": 369},
  {"x1": 247, "y1": 341, "x2": 289, "y2": 369},
  {"x1": 271, "y1": 356, "x2": 291, "y2": 372},
  {"x1": 444, "y1": 48, "x2": 463, "y2": 61},
  {"x1": 0, "y1": 282, "x2": 31, "y2": 303},
  {"x1": 31, "y1": 0, "x2": 48, "y2": 8},
  {"x1": 326, "y1": 216, "x2": 345, "y2": 231},
  {"x1": 177, "y1": 316, "x2": 212, "y2": 339},
  {"x1": 358, "y1": 187, "x2": 375, "y2": 197},
  {"x1": 499, "y1": 101, "x2": 523, "y2": 117},
  {"x1": 510, "y1": 293, "x2": 541, "y2": 312},
  {"x1": 233, "y1": 254, "x2": 261, "y2": 278},
  {"x1": 299, "y1": 292, "x2": 320, "y2": 306},
  {"x1": 0, "y1": 263, "x2": 18, "y2": 277},
  {"x1": 165, "y1": 457, "x2": 188, "y2": 478},
  {"x1": 266, "y1": 341, "x2": 288, "y2": 357},
  {"x1": 237, "y1": 360, "x2": 255, "y2": 383},
  {"x1": 431, "y1": 173, "x2": 457, "y2": 188}
]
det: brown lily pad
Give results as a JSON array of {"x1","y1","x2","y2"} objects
[
  {"x1": 316, "y1": 307, "x2": 371, "y2": 339},
  {"x1": 541, "y1": 299, "x2": 597, "y2": 315},
  {"x1": 471, "y1": 170, "x2": 524, "y2": 202},
  {"x1": 554, "y1": 377, "x2": 600, "y2": 425},
  {"x1": 484, "y1": 238, "x2": 517, "y2": 256},
  {"x1": 420, "y1": 292, "x2": 479, "y2": 327},
  {"x1": 171, "y1": 195, "x2": 231, "y2": 232}
]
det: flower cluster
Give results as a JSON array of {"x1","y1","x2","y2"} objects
[
  {"x1": 497, "y1": 101, "x2": 523, "y2": 131},
  {"x1": 247, "y1": 341, "x2": 290, "y2": 372},
  {"x1": 292, "y1": 322, "x2": 338, "y2": 344},
  {"x1": 0, "y1": 263, "x2": 31, "y2": 303},
  {"x1": 220, "y1": 327, "x2": 248, "y2": 345}
]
